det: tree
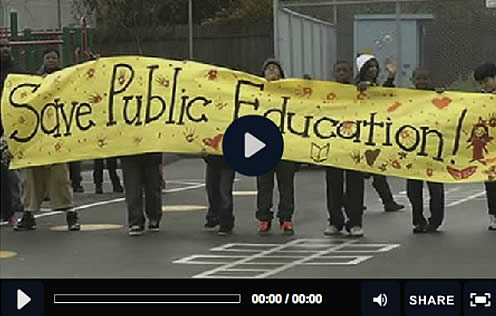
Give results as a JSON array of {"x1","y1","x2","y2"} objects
[
  {"x1": 201, "y1": 0, "x2": 273, "y2": 24},
  {"x1": 72, "y1": 0, "x2": 187, "y2": 53}
]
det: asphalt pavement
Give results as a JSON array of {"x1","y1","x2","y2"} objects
[{"x1": 1, "y1": 158, "x2": 494, "y2": 279}]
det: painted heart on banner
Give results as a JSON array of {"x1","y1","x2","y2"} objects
[
  {"x1": 365, "y1": 149, "x2": 381, "y2": 167},
  {"x1": 432, "y1": 97, "x2": 452, "y2": 109}
]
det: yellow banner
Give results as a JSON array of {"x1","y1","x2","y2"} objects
[{"x1": 1, "y1": 56, "x2": 496, "y2": 183}]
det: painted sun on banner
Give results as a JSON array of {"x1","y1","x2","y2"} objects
[{"x1": 1, "y1": 56, "x2": 495, "y2": 183}]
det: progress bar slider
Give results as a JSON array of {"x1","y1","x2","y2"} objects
[{"x1": 54, "y1": 294, "x2": 241, "y2": 304}]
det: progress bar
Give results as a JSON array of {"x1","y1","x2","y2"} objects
[{"x1": 53, "y1": 294, "x2": 241, "y2": 304}]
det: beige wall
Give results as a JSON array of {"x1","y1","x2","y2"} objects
[{"x1": 0, "y1": 0, "x2": 94, "y2": 30}]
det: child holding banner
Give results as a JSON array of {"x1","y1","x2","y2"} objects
[
  {"x1": 355, "y1": 54, "x2": 405, "y2": 213},
  {"x1": 474, "y1": 63, "x2": 496, "y2": 231},
  {"x1": 203, "y1": 155, "x2": 236, "y2": 236},
  {"x1": 14, "y1": 47, "x2": 80, "y2": 231},
  {"x1": 39, "y1": 48, "x2": 84, "y2": 194},
  {"x1": 0, "y1": 38, "x2": 24, "y2": 225},
  {"x1": 407, "y1": 68, "x2": 445, "y2": 233},
  {"x1": 256, "y1": 59, "x2": 298, "y2": 235},
  {"x1": 324, "y1": 61, "x2": 365, "y2": 237},
  {"x1": 121, "y1": 153, "x2": 163, "y2": 236},
  {"x1": 1, "y1": 135, "x2": 13, "y2": 223}
]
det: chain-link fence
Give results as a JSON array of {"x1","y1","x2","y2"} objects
[
  {"x1": 278, "y1": 0, "x2": 496, "y2": 89},
  {"x1": 90, "y1": 0, "x2": 273, "y2": 75},
  {"x1": 83, "y1": 0, "x2": 496, "y2": 88}
]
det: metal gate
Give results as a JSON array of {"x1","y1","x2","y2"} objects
[{"x1": 274, "y1": 3, "x2": 337, "y2": 80}]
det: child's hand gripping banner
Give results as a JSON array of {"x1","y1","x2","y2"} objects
[{"x1": 1, "y1": 56, "x2": 495, "y2": 183}]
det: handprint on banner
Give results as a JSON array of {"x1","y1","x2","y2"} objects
[
  {"x1": 17, "y1": 116, "x2": 26, "y2": 125},
  {"x1": 156, "y1": 75, "x2": 170, "y2": 88},
  {"x1": 215, "y1": 102, "x2": 228, "y2": 110},
  {"x1": 86, "y1": 68, "x2": 96, "y2": 79},
  {"x1": 97, "y1": 136, "x2": 107, "y2": 148},
  {"x1": 133, "y1": 136, "x2": 143, "y2": 145},
  {"x1": 207, "y1": 70, "x2": 218, "y2": 80},
  {"x1": 296, "y1": 86, "x2": 313, "y2": 97},
  {"x1": 389, "y1": 157, "x2": 402, "y2": 169},
  {"x1": 350, "y1": 150, "x2": 363, "y2": 164},
  {"x1": 379, "y1": 163, "x2": 388, "y2": 172},
  {"x1": 488, "y1": 113, "x2": 496, "y2": 128},
  {"x1": 183, "y1": 127, "x2": 198, "y2": 143},
  {"x1": 88, "y1": 93, "x2": 103, "y2": 104}
]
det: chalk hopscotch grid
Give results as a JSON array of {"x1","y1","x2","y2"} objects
[{"x1": 174, "y1": 238, "x2": 400, "y2": 279}]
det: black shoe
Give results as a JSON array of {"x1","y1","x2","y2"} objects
[
  {"x1": 13, "y1": 212, "x2": 36, "y2": 231},
  {"x1": 95, "y1": 185, "x2": 103, "y2": 194},
  {"x1": 217, "y1": 226, "x2": 233, "y2": 236},
  {"x1": 425, "y1": 224, "x2": 439, "y2": 233},
  {"x1": 148, "y1": 221, "x2": 160, "y2": 232},
  {"x1": 73, "y1": 185, "x2": 85, "y2": 193},
  {"x1": 66, "y1": 211, "x2": 81, "y2": 231},
  {"x1": 413, "y1": 225, "x2": 428, "y2": 234},
  {"x1": 384, "y1": 201, "x2": 404, "y2": 212},
  {"x1": 204, "y1": 219, "x2": 219, "y2": 232},
  {"x1": 129, "y1": 225, "x2": 145, "y2": 236},
  {"x1": 113, "y1": 184, "x2": 124, "y2": 193}
]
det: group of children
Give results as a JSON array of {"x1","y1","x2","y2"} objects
[
  {"x1": 2, "y1": 40, "x2": 496, "y2": 237},
  {"x1": 203, "y1": 56, "x2": 496, "y2": 237}
]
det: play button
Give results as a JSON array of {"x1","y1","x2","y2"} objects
[
  {"x1": 244, "y1": 133, "x2": 266, "y2": 158},
  {"x1": 1, "y1": 280, "x2": 44, "y2": 316},
  {"x1": 223, "y1": 115, "x2": 284, "y2": 176},
  {"x1": 17, "y1": 290, "x2": 31, "y2": 310}
]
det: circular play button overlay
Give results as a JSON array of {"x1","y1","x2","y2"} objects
[{"x1": 222, "y1": 115, "x2": 284, "y2": 176}]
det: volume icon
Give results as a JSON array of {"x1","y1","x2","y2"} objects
[{"x1": 373, "y1": 293, "x2": 388, "y2": 307}]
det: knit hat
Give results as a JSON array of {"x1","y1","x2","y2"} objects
[
  {"x1": 261, "y1": 58, "x2": 286, "y2": 79},
  {"x1": 356, "y1": 54, "x2": 376, "y2": 73}
]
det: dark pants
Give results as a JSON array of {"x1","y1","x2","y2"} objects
[
  {"x1": 205, "y1": 161, "x2": 235, "y2": 229},
  {"x1": 256, "y1": 161, "x2": 297, "y2": 222},
  {"x1": 69, "y1": 161, "x2": 82, "y2": 188},
  {"x1": 372, "y1": 175, "x2": 394, "y2": 205},
  {"x1": 484, "y1": 181, "x2": 496, "y2": 216},
  {"x1": 326, "y1": 167, "x2": 364, "y2": 229},
  {"x1": 407, "y1": 180, "x2": 445, "y2": 227},
  {"x1": 121, "y1": 154, "x2": 162, "y2": 227},
  {"x1": 1, "y1": 163, "x2": 13, "y2": 220},
  {"x1": 8, "y1": 169, "x2": 23, "y2": 213},
  {"x1": 94, "y1": 158, "x2": 121, "y2": 187}
]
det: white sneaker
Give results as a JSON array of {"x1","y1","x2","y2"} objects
[
  {"x1": 128, "y1": 225, "x2": 145, "y2": 236},
  {"x1": 349, "y1": 226, "x2": 364, "y2": 237},
  {"x1": 489, "y1": 215, "x2": 496, "y2": 231},
  {"x1": 324, "y1": 225, "x2": 342, "y2": 236}
]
